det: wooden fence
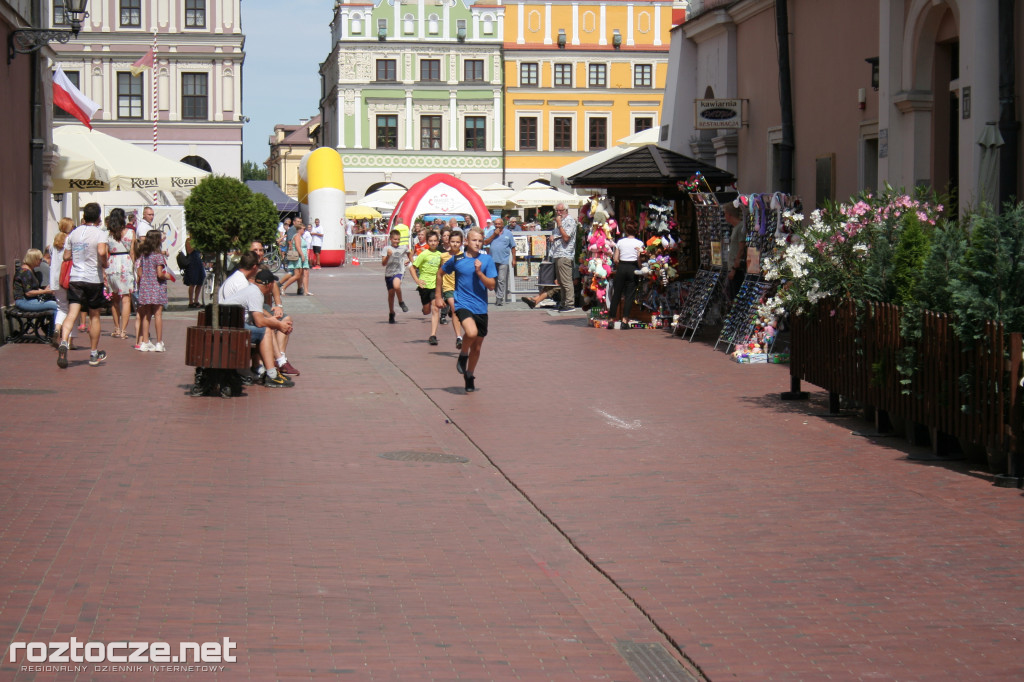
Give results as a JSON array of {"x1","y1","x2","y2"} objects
[{"x1": 790, "y1": 300, "x2": 1023, "y2": 473}]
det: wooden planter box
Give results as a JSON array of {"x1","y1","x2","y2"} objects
[
  {"x1": 185, "y1": 326, "x2": 251, "y2": 369},
  {"x1": 790, "y1": 299, "x2": 1023, "y2": 476}
]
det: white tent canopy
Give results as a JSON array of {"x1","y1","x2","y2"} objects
[
  {"x1": 506, "y1": 181, "x2": 588, "y2": 209},
  {"x1": 359, "y1": 183, "x2": 408, "y2": 209},
  {"x1": 52, "y1": 124, "x2": 209, "y2": 192},
  {"x1": 475, "y1": 182, "x2": 515, "y2": 208}
]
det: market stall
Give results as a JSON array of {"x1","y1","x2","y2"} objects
[{"x1": 563, "y1": 144, "x2": 734, "y2": 329}]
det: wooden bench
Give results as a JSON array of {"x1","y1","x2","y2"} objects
[
  {"x1": 3, "y1": 307, "x2": 53, "y2": 344},
  {"x1": 186, "y1": 304, "x2": 251, "y2": 398}
]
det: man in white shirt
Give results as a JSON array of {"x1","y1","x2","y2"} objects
[
  {"x1": 219, "y1": 251, "x2": 294, "y2": 388},
  {"x1": 310, "y1": 218, "x2": 324, "y2": 269},
  {"x1": 136, "y1": 206, "x2": 155, "y2": 239},
  {"x1": 57, "y1": 202, "x2": 109, "y2": 369}
]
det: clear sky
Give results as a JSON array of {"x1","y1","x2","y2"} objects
[{"x1": 241, "y1": 0, "x2": 331, "y2": 165}]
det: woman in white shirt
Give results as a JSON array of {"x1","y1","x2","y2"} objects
[{"x1": 608, "y1": 220, "x2": 645, "y2": 330}]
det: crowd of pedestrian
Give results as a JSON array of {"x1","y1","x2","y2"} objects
[{"x1": 44, "y1": 203, "x2": 179, "y2": 369}]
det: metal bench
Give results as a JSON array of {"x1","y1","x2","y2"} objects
[{"x1": 3, "y1": 307, "x2": 53, "y2": 344}]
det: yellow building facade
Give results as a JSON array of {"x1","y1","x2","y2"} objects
[{"x1": 501, "y1": 0, "x2": 679, "y2": 189}]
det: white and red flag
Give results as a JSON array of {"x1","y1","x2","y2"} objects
[
  {"x1": 52, "y1": 65, "x2": 100, "y2": 129},
  {"x1": 130, "y1": 48, "x2": 154, "y2": 77}
]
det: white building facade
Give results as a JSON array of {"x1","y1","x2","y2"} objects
[{"x1": 50, "y1": 0, "x2": 244, "y2": 177}]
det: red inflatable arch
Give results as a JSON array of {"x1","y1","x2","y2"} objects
[{"x1": 389, "y1": 174, "x2": 491, "y2": 233}]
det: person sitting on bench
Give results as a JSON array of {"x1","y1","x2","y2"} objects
[{"x1": 13, "y1": 249, "x2": 58, "y2": 334}]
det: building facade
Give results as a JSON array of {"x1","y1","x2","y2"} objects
[
  {"x1": 663, "y1": 0, "x2": 1023, "y2": 211},
  {"x1": 266, "y1": 115, "x2": 321, "y2": 199},
  {"x1": 502, "y1": 0, "x2": 679, "y2": 190},
  {"x1": 50, "y1": 0, "x2": 245, "y2": 178},
  {"x1": 320, "y1": 0, "x2": 505, "y2": 199},
  {"x1": 1, "y1": 0, "x2": 51, "y2": 268}
]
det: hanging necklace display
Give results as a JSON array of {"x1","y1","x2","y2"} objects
[
  {"x1": 674, "y1": 268, "x2": 723, "y2": 341},
  {"x1": 715, "y1": 276, "x2": 776, "y2": 352}
]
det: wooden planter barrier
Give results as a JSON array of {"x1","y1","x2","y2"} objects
[
  {"x1": 790, "y1": 299, "x2": 1023, "y2": 477},
  {"x1": 185, "y1": 327, "x2": 251, "y2": 369}
]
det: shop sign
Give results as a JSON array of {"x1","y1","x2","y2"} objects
[{"x1": 694, "y1": 99, "x2": 742, "y2": 130}]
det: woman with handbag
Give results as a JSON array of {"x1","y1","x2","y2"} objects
[{"x1": 279, "y1": 222, "x2": 306, "y2": 295}]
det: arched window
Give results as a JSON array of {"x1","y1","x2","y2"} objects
[
  {"x1": 427, "y1": 14, "x2": 439, "y2": 34},
  {"x1": 403, "y1": 13, "x2": 415, "y2": 34},
  {"x1": 481, "y1": 14, "x2": 494, "y2": 34},
  {"x1": 350, "y1": 12, "x2": 362, "y2": 34},
  {"x1": 180, "y1": 155, "x2": 212, "y2": 173}
]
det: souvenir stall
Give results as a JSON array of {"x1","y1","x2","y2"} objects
[
  {"x1": 681, "y1": 189, "x2": 801, "y2": 361},
  {"x1": 562, "y1": 145, "x2": 735, "y2": 329}
]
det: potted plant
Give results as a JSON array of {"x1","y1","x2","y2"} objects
[{"x1": 183, "y1": 176, "x2": 278, "y2": 395}]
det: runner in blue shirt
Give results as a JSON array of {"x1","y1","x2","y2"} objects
[{"x1": 435, "y1": 227, "x2": 496, "y2": 393}]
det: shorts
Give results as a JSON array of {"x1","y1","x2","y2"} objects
[
  {"x1": 455, "y1": 309, "x2": 488, "y2": 338},
  {"x1": 67, "y1": 281, "x2": 106, "y2": 311},
  {"x1": 418, "y1": 287, "x2": 436, "y2": 306},
  {"x1": 442, "y1": 290, "x2": 456, "y2": 301},
  {"x1": 385, "y1": 274, "x2": 402, "y2": 290},
  {"x1": 244, "y1": 322, "x2": 266, "y2": 344},
  {"x1": 312, "y1": 245, "x2": 322, "y2": 254}
]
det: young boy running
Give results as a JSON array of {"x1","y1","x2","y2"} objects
[
  {"x1": 437, "y1": 231, "x2": 465, "y2": 347},
  {"x1": 411, "y1": 231, "x2": 444, "y2": 345},
  {"x1": 436, "y1": 227, "x2": 496, "y2": 393},
  {"x1": 382, "y1": 227, "x2": 410, "y2": 324}
]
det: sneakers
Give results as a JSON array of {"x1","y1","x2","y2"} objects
[
  {"x1": 279, "y1": 361, "x2": 300, "y2": 376},
  {"x1": 455, "y1": 336, "x2": 463, "y2": 349},
  {"x1": 464, "y1": 371, "x2": 476, "y2": 393},
  {"x1": 521, "y1": 296, "x2": 537, "y2": 309},
  {"x1": 136, "y1": 341, "x2": 156, "y2": 352},
  {"x1": 399, "y1": 301, "x2": 409, "y2": 313},
  {"x1": 556, "y1": 305, "x2": 578, "y2": 313},
  {"x1": 456, "y1": 353, "x2": 468, "y2": 375},
  {"x1": 262, "y1": 372, "x2": 294, "y2": 388},
  {"x1": 57, "y1": 341, "x2": 68, "y2": 369},
  {"x1": 428, "y1": 335, "x2": 438, "y2": 346},
  {"x1": 152, "y1": 342, "x2": 166, "y2": 352},
  {"x1": 88, "y1": 350, "x2": 107, "y2": 367},
  {"x1": 388, "y1": 312, "x2": 396, "y2": 324}
]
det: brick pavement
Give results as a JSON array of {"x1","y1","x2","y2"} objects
[{"x1": 0, "y1": 265, "x2": 1022, "y2": 681}]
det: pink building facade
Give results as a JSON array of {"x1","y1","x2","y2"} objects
[{"x1": 664, "y1": 0, "x2": 1023, "y2": 210}]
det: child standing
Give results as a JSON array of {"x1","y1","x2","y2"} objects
[
  {"x1": 436, "y1": 227, "x2": 496, "y2": 393},
  {"x1": 411, "y1": 231, "x2": 444, "y2": 345},
  {"x1": 135, "y1": 230, "x2": 169, "y2": 352},
  {"x1": 437, "y1": 231, "x2": 465, "y2": 347},
  {"x1": 382, "y1": 227, "x2": 410, "y2": 324}
]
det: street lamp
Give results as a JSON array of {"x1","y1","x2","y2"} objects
[{"x1": 9, "y1": 0, "x2": 89, "y2": 63}]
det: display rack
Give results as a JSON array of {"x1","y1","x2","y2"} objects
[
  {"x1": 675, "y1": 268, "x2": 722, "y2": 341},
  {"x1": 510, "y1": 230, "x2": 552, "y2": 294},
  {"x1": 715, "y1": 275, "x2": 776, "y2": 352}
]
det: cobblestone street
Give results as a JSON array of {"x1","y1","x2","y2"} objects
[{"x1": 1, "y1": 267, "x2": 1022, "y2": 681}]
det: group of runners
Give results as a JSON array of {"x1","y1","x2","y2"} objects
[{"x1": 381, "y1": 225, "x2": 496, "y2": 394}]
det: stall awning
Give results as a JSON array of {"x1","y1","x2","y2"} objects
[
  {"x1": 565, "y1": 145, "x2": 735, "y2": 189},
  {"x1": 245, "y1": 180, "x2": 299, "y2": 213}
]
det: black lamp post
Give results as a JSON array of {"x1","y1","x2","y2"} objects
[{"x1": 8, "y1": 0, "x2": 89, "y2": 63}]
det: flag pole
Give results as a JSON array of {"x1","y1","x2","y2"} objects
[{"x1": 151, "y1": 30, "x2": 159, "y2": 205}]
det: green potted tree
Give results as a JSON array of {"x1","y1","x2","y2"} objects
[{"x1": 183, "y1": 176, "x2": 278, "y2": 394}]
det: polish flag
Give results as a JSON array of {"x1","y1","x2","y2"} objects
[
  {"x1": 130, "y1": 48, "x2": 154, "y2": 77},
  {"x1": 52, "y1": 66, "x2": 100, "y2": 129}
]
